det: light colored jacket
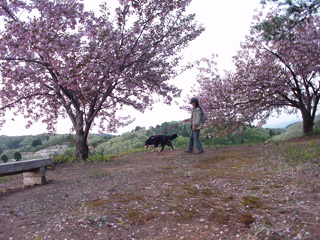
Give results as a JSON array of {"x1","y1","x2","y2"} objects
[{"x1": 189, "y1": 107, "x2": 203, "y2": 130}]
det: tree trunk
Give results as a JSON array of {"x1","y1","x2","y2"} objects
[
  {"x1": 75, "y1": 131, "x2": 89, "y2": 160},
  {"x1": 74, "y1": 114, "x2": 89, "y2": 160},
  {"x1": 301, "y1": 110, "x2": 314, "y2": 135}
]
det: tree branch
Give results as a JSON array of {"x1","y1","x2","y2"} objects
[
  {"x1": 0, "y1": 5, "x2": 18, "y2": 21},
  {"x1": 1, "y1": 57, "x2": 48, "y2": 67},
  {"x1": 0, "y1": 93, "x2": 43, "y2": 110}
]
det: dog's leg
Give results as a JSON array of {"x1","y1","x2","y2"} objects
[
  {"x1": 151, "y1": 144, "x2": 159, "y2": 152},
  {"x1": 167, "y1": 140, "x2": 174, "y2": 151},
  {"x1": 159, "y1": 144, "x2": 165, "y2": 152}
]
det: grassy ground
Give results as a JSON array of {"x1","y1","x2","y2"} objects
[{"x1": 0, "y1": 138, "x2": 320, "y2": 240}]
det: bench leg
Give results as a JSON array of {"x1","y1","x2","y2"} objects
[
  {"x1": 23, "y1": 167, "x2": 46, "y2": 187},
  {"x1": 40, "y1": 167, "x2": 46, "y2": 185}
]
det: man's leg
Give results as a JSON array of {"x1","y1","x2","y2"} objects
[
  {"x1": 194, "y1": 130, "x2": 203, "y2": 153},
  {"x1": 187, "y1": 130, "x2": 195, "y2": 152}
]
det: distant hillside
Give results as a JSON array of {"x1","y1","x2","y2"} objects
[
  {"x1": 271, "y1": 122, "x2": 303, "y2": 141},
  {"x1": 270, "y1": 116, "x2": 320, "y2": 141},
  {"x1": 263, "y1": 119, "x2": 302, "y2": 129}
]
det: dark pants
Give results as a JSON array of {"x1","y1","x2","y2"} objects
[{"x1": 188, "y1": 130, "x2": 203, "y2": 152}]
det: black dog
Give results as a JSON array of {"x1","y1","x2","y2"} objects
[{"x1": 145, "y1": 134, "x2": 179, "y2": 152}]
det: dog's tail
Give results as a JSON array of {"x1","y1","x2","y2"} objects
[{"x1": 170, "y1": 134, "x2": 179, "y2": 140}]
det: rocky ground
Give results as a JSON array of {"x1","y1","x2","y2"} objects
[{"x1": 0, "y1": 138, "x2": 320, "y2": 240}]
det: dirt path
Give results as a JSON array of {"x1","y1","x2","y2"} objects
[{"x1": 0, "y1": 143, "x2": 319, "y2": 240}]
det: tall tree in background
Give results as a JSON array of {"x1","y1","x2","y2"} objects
[
  {"x1": 0, "y1": 0, "x2": 204, "y2": 159},
  {"x1": 194, "y1": 1, "x2": 320, "y2": 136}
]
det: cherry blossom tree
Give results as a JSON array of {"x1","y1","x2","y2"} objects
[
  {"x1": 194, "y1": 5, "x2": 320, "y2": 136},
  {"x1": 0, "y1": 0, "x2": 204, "y2": 159}
]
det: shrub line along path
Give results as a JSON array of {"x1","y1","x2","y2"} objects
[{"x1": 0, "y1": 139, "x2": 320, "y2": 239}]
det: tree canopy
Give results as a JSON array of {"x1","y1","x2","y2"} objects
[
  {"x1": 194, "y1": 1, "x2": 320, "y2": 136},
  {"x1": 0, "y1": 0, "x2": 204, "y2": 159},
  {"x1": 31, "y1": 138, "x2": 42, "y2": 147}
]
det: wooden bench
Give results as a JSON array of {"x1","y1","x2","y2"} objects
[{"x1": 0, "y1": 158, "x2": 52, "y2": 187}]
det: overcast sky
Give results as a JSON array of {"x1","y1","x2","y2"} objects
[{"x1": 0, "y1": 0, "x2": 301, "y2": 136}]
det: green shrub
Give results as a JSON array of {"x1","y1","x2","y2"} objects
[
  {"x1": 63, "y1": 148, "x2": 75, "y2": 156},
  {"x1": 13, "y1": 151, "x2": 22, "y2": 161},
  {"x1": 1, "y1": 154, "x2": 8, "y2": 163},
  {"x1": 52, "y1": 154, "x2": 75, "y2": 164}
]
